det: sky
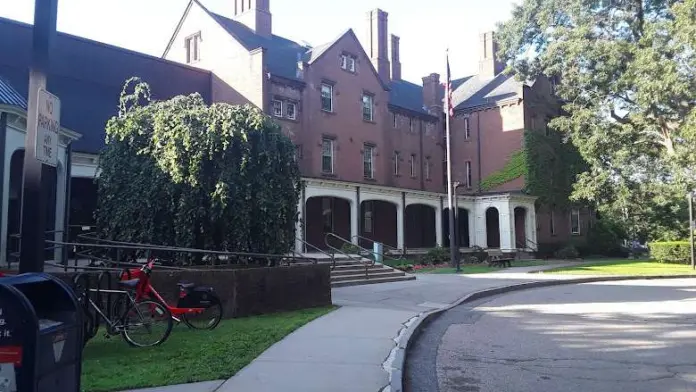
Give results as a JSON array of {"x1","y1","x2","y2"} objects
[{"x1": 0, "y1": 0, "x2": 518, "y2": 83}]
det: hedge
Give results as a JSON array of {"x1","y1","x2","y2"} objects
[{"x1": 649, "y1": 241, "x2": 692, "y2": 264}]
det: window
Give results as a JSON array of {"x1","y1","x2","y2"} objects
[
  {"x1": 340, "y1": 54, "x2": 356, "y2": 72},
  {"x1": 294, "y1": 144, "x2": 302, "y2": 162},
  {"x1": 322, "y1": 138, "x2": 334, "y2": 174},
  {"x1": 363, "y1": 201, "x2": 373, "y2": 233},
  {"x1": 363, "y1": 145, "x2": 374, "y2": 179},
  {"x1": 286, "y1": 101, "x2": 297, "y2": 120},
  {"x1": 465, "y1": 161, "x2": 472, "y2": 188},
  {"x1": 409, "y1": 118, "x2": 414, "y2": 133},
  {"x1": 321, "y1": 84, "x2": 333, "y2": 112},
  {"x1": 393, "y1": 113, "x2": 397, "y2": 128},
  {"x1": 362, "y1": 94, "x2": 374, "y2": 122},
  {"x1": 425, "y1": 157, "x2": 431, "y2": 180},
  {"x1": 464, "y1": 118, "x2": 471, "y2": 139},
  {"x1": 550, "y1": 209, "x2": 556, "y2": 235},
  {"x1": 410, "y1": 154, "x2": 417, "y2": 178},
  {"x1": 322, "y1": 197, "x2": 334, "y2": 232},
  {"x1": 571, "y1": 209, "x2": 581, "y2": 235},
  {"x1": 544, "y1": 119, "x2": 551, "y2": 136},
  {"x1": 272, "y1": 100, "x2": 283, "y2": 117},
  {"x1": 393, "y1": 151, "x2": 400, "y2": 175},
  {"x1": 185, "y1": 32, "x2": 202, "y2": 64}
]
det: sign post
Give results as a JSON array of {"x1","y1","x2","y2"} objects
[{"x1": 19, "y1": 0, "x2": 59, "y2": 273}]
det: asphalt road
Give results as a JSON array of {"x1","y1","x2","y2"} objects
[{"x1": 405, "y1": 278, "x2": 696, "y2": 392}]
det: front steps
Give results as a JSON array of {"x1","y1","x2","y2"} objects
[{"x1": 325, "y1": 258, "x2": 415, "y2": 288}]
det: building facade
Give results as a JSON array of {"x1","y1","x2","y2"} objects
[{"x1": 0, "y1": 0, "x2": 590, "y2": 264}]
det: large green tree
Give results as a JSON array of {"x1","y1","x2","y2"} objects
[
  {"x1": 496, "y1": 0, "x2": 696, "y2": 240},
  {"x1": 95, "y1": 78, "x2": 301, "y2": 260}
]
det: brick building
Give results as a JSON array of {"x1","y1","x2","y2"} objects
[{"x1": 0, "y1": 0, "x2": 589, "y2": 264}]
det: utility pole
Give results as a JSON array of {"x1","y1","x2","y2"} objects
[
  {"x1": 19, "y1": 0, "x2": 59, "y2": 273},
  {"x1": 444, "y1": 50, "x2": 457, "y2": 268},
  {"x1": 453, "y1": 182, "x2": 461, "y2": 272}
]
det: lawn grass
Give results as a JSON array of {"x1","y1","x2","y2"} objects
[
  {"x1": 543, "y1": 259, "x2": 696, "y2": 275},
  {"x1": 81, "y1": 306, "x2": 336, "y2": 392},
  {"x1": 414, "y1": 259, "x2": 551, "y2": 274}
]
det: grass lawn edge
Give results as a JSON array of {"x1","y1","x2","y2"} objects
[{"x1": 81, "y1": 305, "x2": 337, "y2": 392}]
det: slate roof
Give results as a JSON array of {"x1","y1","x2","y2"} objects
[
  {"x1": 0, "y1": 76, "x2": 27, "y2": 110},
  {"x1": 0, "y1": 17, "x2": 212, "y2": 154},
  {"x1": 389, "y1": 80, "x2": 428, "y2": 114},
  {"x1": 452, "y1": 73, "x2": 522, "y2": 110}
]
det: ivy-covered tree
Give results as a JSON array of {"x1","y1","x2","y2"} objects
[
  {"x1": 95, "y1": 78, "x2": 301, "y2": 259},
  {"x1": 496, "y1": 0, "x2": 696, "y2": 240}
]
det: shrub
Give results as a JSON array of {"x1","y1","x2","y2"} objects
[
  {"x1": 340, "y1": 243, "x2": 361, "y2": 254},
  {"x1": 537, "y1": 243, "x2": 564, "y2": 259},
  {"x1": 584, "y1": 218, "x2": 628, "y2": 257},
  {"x1": 419, "y1": 247, "x2": 450, "y2": 265},
  {"x1": 649, "y1": 241, "x2": 692, "y2": 264},
  {"x1": 554, "y1": 244, "x2": 580, "y2": 260}
]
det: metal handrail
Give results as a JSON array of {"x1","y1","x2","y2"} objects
[
  {"x1": 296, "y1": 237, "x2": 335, "y2": 268},
  {"x1": 351, "y1": 234, "x2": 404, "y2": 256},
  {"x1": 324, "y1": 233, "x2": 373, "y2": 278}
]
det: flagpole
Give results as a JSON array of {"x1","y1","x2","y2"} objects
[{"x1": 445, "y1": 49, "x2": 458, "y2": 270}]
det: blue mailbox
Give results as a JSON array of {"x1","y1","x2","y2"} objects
[{"x1": 0, "y1": 273, "x2": 83, "y2": 392}]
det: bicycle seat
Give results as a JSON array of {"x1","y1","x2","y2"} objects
[
  {"x1": 118, "y1": 278, "x2": 140, "y2": 288},
  {"x1": 177, "y1": 282, "x2": 195, "y2": 289}
]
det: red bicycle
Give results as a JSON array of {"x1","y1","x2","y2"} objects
[{"x1": 118, "y1": 258, "x2": 223, "y2": 330}]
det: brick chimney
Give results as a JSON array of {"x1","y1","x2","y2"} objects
[
  {"x1": 422, "y1": 73, "x2": 442, "y2": 114},
  {"x1": 366, "y1": 9, "x2": 391, "y2": 82},
  {"x1": 233, "y1": 0, "x2": 272, "y2": 38},
  {"x1": 478, "y1": 31, "x2": 504, "y2": 78},
  {"x1": 390, "y1": 34, "x2": 401, "y2": 80}
]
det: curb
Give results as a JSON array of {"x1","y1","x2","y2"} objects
[{"x1": 385, "y1": 274, "x2": 696, "y2": 392}]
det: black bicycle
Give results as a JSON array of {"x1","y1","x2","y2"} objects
[{"x1": 73, "y1": 272, "x2": 173, "y2": 348}]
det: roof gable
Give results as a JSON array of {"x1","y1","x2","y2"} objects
[{"x1": 0, "y1": 17, "x2": 212, "y2": 154}]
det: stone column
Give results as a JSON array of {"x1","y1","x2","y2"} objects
[
  {"x1": 499, "y1": 202, "x2": 515, "y2": 251},
  {"x1": 350, "y1": 200, "x2": 359, "y2": 244},
  {"x1": 435, "y1": 205, "x2": 443, "y2": 247},
  {"x1": 295, "y1": 197, "x2": 304, "y2": 254},
  {"x1": 396, "y1": 202, "x2": 404, "y2": 250}
]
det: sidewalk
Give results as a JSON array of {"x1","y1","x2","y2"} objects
[
  {"x1": 214, "y1": 263, "x2": 583, "y2": 392},
  {"x1": 118, "y1": 262, "x2": 588, "y2": 392}
]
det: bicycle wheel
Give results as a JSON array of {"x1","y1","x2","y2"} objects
[
  {"x1": 121, "y1": 300, "x2": 173, "y2": 347},
  {"x1": 182, "y1": 295, "x2": 223, "y2": 330}
]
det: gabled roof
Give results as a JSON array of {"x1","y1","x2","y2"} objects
[
  {"x1": 452, "y1": 73, "x2": 522, "y2": 110},
  {"x1": 389, "y1": 80, "x2": 430, "y2": 115},
  {"x1": 0, "y1": 17, "x2": 212, "y2": 154},
  {"x1": 0, "y1": 76, "x2": 27, "y2": 110}
]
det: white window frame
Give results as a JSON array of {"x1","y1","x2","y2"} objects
[
  {"x1": 362, "y1": 94, "x2": 374, "y2": 122},
  {"x1": 393, "y1": 151, "x2": 400, "y2": 175},
  {"x1": 425, "y1": 157, "x2": 431, "y2": 180},
  {"x1": 348, "y1": 56, "x2": 356, "y2": 72},
  {"x1": 286, "y1": 101, "x2": 297, "y2": 120},
  {"x1": 185, "y1": 32, "x2": 201, "y2": 64},
  {"x1": 321, "y1": 84, "x2": 333, "y2": 112},
  {"x1": 321, "y1": 138, "x2": 334, "y2": 174},
  {"x1": 410, "y1": 154, "x2": 416, "y2": 178},
  {"x1": 393, "y1": 112, "x2": 398, "y2": 128},
  {"x1": 550, "y1": 209, "x2": 556, "y2": 235},
  {"x1": 571, "y1": 209, "x2": 581, "y2": 235},
  {"x1": 464, "y1": 118, "x2": 471, "y2": 139},
  {"x1": 409, "y1": 118, "x2": 414, "y2": 133},
  {"x1": 340, "y1": 54, "x2": 347, "y2": 70},
  {"x1": 465, "y1": 161, "x2": 472, "y2": 188},
  {"x1": 363, "y1": 145, "x2": 374, "y2": 179},
  {"x1": 272, "y1": 99, "x2": 283, "y2": 117}
]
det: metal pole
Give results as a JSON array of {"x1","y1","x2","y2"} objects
[
  {"x1": 454, "y1": 183, "x2": 461, "y2": 272},
  {"x1": 19, "y1": 0, "x2": 58, "y2": 273},
  {"x1": 689, "y1": 192, "x2": 694, "y2": 270},
  {"x1": 62, "y1": 143, "x2": 72, "y2": 270},
  {"x1": 445, "y1": 51, "x2": 456, "y2": 268}
]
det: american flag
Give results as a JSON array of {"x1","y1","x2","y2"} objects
[{"x1": 445, "y1": 50, "x2": 454, "y2": 117}]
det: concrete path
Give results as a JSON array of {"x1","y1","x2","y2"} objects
[
  {"x1": 407, "y1": 278, "x2": 696, "y2": 392},
  {"x1": 119, "y1": 262, "x2": 587, "y2": 392},
  {"x1": 216, "y1": 262, "x2": 582, "y2": 392}
]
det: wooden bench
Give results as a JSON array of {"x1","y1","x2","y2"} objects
[{"x1": 486, "y1": 249, "x2": 514, "y2": 268}]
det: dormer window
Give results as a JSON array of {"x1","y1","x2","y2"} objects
[
  {"x1": 340, "y1": 54, "x2": 356, "y2": 72},
  {"x1": 185, "y1": 32, "x2": 202, "y2": 64}
]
